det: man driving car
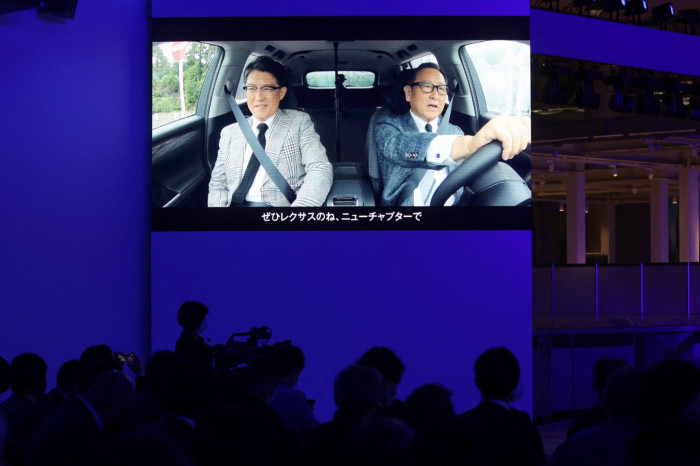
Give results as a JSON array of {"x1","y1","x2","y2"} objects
[{"x1": 374, "y1": 63, "x2": 531, "y2": 206}]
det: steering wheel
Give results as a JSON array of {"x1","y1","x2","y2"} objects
[{"x1": 430, "y1": 141, "x2": 531, "y2": 207}]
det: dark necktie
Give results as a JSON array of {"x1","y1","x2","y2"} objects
[
  {"x1": 230, "y1": 123, "x2": 268, "y2": 206},
  {"x1": 425, "y1": 123, "x2": 433, "y2": 133}
]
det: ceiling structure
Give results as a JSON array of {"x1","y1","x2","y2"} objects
[
  {"x1": 531, "y1": 54, "x2": 700, "y2": 207},
  {"x1": 532, "y1": 0, "x2": 700, "y2": 36}
]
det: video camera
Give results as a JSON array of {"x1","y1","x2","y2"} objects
[{"x1": 216, "y1": 326, "x2": 290, "y2": 370}]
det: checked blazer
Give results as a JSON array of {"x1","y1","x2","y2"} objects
[{"x1": 208, "y1": 109, "x2": 333, "y2": 207}]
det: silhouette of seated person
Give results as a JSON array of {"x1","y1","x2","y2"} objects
[
  {"x1": 306, "y1": 364, "x2": 384, "y2": 466},
  {"x1": 0, "y1": 356, "x2": 9, "y2": 398},
  {"x1": 357, "y1": 347, "x2": 406, "y2": 420},
  {"x1": 124, "y1": 350, "x2": 180, "y2": 428},
  {"x1": 35, "y1": 359, "x2": 83, "y2": 420},
  {"x1": 628, "y1": 359, "x2": 700, "y2": 466},
  {"x1": 0, "y1": 353, "x2": 47, "y2": 466},
  {"x1": 79, "y1": 344, "x2": 145, "y2": 392},
  {"x1": 195, "y1": 367, "x2": 286, "y2": 466},
  {"x1": 28, "y1": 370, "x2": 135, "y2": 466},
  {"x1": 404, "y1": 383, "x2": 469, "y2": 466},
  {"x1": 550, "y1": 365, "x2": 642, "y2": 466},
  {"x1": 267, "y1": 345, "x2": 320, "y2": 439},
  {"x1": 175, "y1": 301, "x2": 215, "y2": 367},
  {"x1": 116, "y1": 357, "x2": 213, "y2": 465},
  {"x1": 457, "y1": 347, "x2": 546, "y2": 466},
  {"x1": 0, "y1": 356, "x2": 10, "y2": 462},
  {"x1": 567, "y1": 356, "x2": 628, "y2": 438},
  {"x1": 225, "y1": 355, "x2": 298, "y2": 465}
]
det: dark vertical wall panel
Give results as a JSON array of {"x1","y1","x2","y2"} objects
[
  {"x1": 533, "y1": 266, "x2": 552, "y2": 318},
  {"x1": 643, "y1": 265, "x2": 687, "y2": 316},
  {"x1": 552, "y1": 267, "x2": 596, "y2": 316},
  {"x1": 691, "y1": 264, "x2": 700, "y2": 319},
  {"x1": 599, "y1": 265, "x2": 641, "y2": 317},
  {"x1": 616, "y1": 205, "x2": 651, "y2": 264}
]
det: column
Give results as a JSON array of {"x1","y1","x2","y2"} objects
[
  {"x1": 600, "y1": 202, "x2": 616, "y2": 264},
  {"x1": 679, "y1": 166, "x2": 699, "y2": 262},
  {"x1": 567, "y1": 170, "x2": 586, "y2": 264},
  {"x1": 650, "y1": 178, "x2": 669, "y2": 263}
]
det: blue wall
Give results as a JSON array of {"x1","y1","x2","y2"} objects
[
  {"x1": 1, "y1": 2, "x2": 149, "y2": 387},
  {"x1": 152, "y1": 230, "x2": 533, "y2": 422}
]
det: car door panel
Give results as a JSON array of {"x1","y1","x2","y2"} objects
[{"x1": 152, "y1": 116, "x2": 207, "y2": 207}]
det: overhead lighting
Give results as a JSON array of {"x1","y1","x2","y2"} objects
[
  {"x1": 648, "y1": 169, "x2": 654, "y2": 180},
  {"x1": 559, "y1": 202, "x2": 565, "y2": 212},
  {"x1": 585, "y1": 204, "x2": 590, "y2": 214},
  {"x1": 652, "y1": 2, "x2": 675, "y2": 21},
  {"x1": 611, "y1": 165, "x2": 618, "y2": 177},
  {"x1": 673, "y1": 196, "x2": 678, "y2": 205},
  {"x1": 625, "y1": 0, "x2": 647, "y2": 14}
]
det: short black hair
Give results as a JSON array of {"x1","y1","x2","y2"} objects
[
  {"x1": 406, "y1": 62, "x2": 448, "y2": 87},
  {"x1": 177, "y1": 300, "x2": 209, "y2": 331},
  {"x1": 10, "y1": 353, "x2": 47, "y2": 393},
  {"x1": 56, "y1": 359, "x2": 83, "y2": 389},
  {"x1": 272, "y1": 345, "x2": 305, "y2": 377},
  {"x1": 474, "y1": 347, "x2": 520, "y2": 400},
  {"x1": 244, "y1": 56, "x2": 288, "y2": 88},
  {"x1": 80, "y1": 344, "x2": 113, "y2": 365},
  {"x1": 358, "y1": 347, "x2": 405, "y2": 385}
]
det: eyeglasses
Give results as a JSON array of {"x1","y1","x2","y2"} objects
[
  {"x1": 410, "y1": 81, "x2": 449, "y2": 96},
  {"x1": 243, "y1": 85, "x2": 283, "y2": 95}
]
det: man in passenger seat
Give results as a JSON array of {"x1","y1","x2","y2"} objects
[
  {"x1": 374, "y1": 63, "x2": 530, "y2": 206},
  {"x1": 208, "y1": 57, "x2": 333, "y2": 207}
]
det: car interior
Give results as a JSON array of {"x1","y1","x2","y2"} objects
[{"x1": 152, "y1": 39, "x2": 531, "y2": 208}]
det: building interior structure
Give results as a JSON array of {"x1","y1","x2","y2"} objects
[{"x1": 530, "y1": 1, "x2": 700, "y2": 444}]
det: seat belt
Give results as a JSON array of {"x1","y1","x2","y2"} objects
[
  {"x1": 224, "y1": 85, "x2": 296, "y2": 205},
  {"x1": 395, "y1": 91, "x2": 455, "y2": 206}
]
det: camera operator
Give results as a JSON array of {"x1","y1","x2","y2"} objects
[{"x1": 175, "y1": 301, "x2": 216, "y2": 368}]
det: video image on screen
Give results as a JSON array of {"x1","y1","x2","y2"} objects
[{"x1": 151, "y1": 17, "x2": 531, "y2": 231}]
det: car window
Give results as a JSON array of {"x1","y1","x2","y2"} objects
[
  {"x1": 409, "y1": 54, "x2": 438, "y2": 68},
  {"x1": 461, "y1": 41, "x2": 530, "y2": 116},
  {"x1": 152, "y1": 42, "x2": 218, "y2": 129},
  {"x1": 306, "y1": 71, "x2": 376, "y2": 88}
]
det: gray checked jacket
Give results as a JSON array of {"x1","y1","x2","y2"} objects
[
  {"x1": 208, "y1": 109, "x2": 333, "y2": 207},
  {"x1": 374, "y1": 110, "x2": 463, "y2": 206}
]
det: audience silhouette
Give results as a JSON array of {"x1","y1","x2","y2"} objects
[
  {"x1": 567, "y1": 357, "x2": 629, "y2": 438},
  {"x1": 550, "y1": 365, "x2": 642, "y2": 466},
  {"x1": 5, "y1": 301, "x2": 700, "y2": 466},
  {"x1": 457, "y1": 346, "x2": 547, "y2": 466}
]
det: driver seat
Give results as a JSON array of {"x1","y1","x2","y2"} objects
[{"x1": 366, "y1": 105, "x2": 391, "y2": 202}]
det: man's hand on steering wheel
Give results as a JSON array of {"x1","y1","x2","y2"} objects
[{"x1": 450, "y1": 114, "x2": 531, "y2": 162}]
